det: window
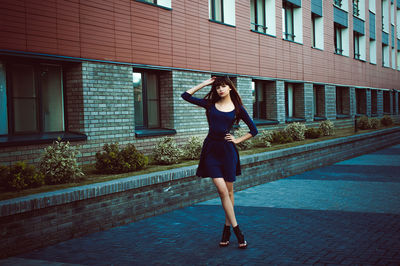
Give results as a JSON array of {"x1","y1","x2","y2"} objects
[
  {"x1": 382, "y1": 43, "x2": 390, "y2": 67},
  {"x1": 313, "y1": 85, "x2": 325, "y2": 118},
  {"x1": 383, "y1": 91, "x2": 390, "y2": 113},
  {"x1": 133, "y1": 71, "x2": 160, "y2": 129},
  {"x1": 282, "y1": 0, "x2": 302, "y2": 43},
  {"x1": 334, "y1": 23, "x2": 343, "y2": 55},
  {"x1": 311, "y1": 13, "x2": 324, "y2": 49},
  {"x1": 392, "y1": 48, "x2": 396, "y2": 70},
  {"x1": 136, "y1": 0, "x2": 171, "y2": 9},
  {"x1": 397, "y1": 50, "x2": 400, "y2": 70},
  {"x1": 0, "y1": 62, "x2": 7, "y2": 135},
  {"x1": 252, "y1": 81, "x2": 267, "y2": 119},
  {"x1": 209, "y1": 0, "x2": 235, "y2": 26},
  {"x1": 334, "y1": 0, "x2": 342, "y2": 8},
  {"x1": 251, "y1": 0, "x2": 267, "y2": 34},
  {"x1": 354, "y1": 32, "x2": 360, "y2": 59},
  {"x1": 0, "y1": 61, "x2": 65, "y2": 135},
  {"x1": 311, "y1": 14, "x2": 316, "y2": 47},
  {"x1": 285, "y1": 83, "x2": 295, "y2": 117},
  {"x1": 356, "y1": 89, "x2": 366, "y2": 114},
  {"x1": 210, "y1": 0, "x2": 223, "y2": 22},
  {"x1": 370, "y1": 39, "x2": 377, "y2": 64},
  {"x1": 382, "y1": 0, "x2": 389, "y2": 32},
  {"x1": 282, "y1": 1, "x2": 295, "y2": 41},
  {"x1": 336, "y1": 87, "x2": 349, "y2": 115},
  {"x1": 353, "y1": 0, "x2": 359, "y2": 16}
]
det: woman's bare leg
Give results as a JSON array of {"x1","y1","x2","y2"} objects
[
  {"x1": 225, "y1": 181, "x2": 234, "y2": 226},
  {"x1": 212, "y1": 178, "x2": 238, "y2": 227}
]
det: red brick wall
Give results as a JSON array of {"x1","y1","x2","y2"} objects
[{"x1": 1, "y1": 0, "x2": 400, "y2": 89}]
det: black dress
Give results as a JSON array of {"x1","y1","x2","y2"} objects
[{"x1": 181, "y1": 92, "x2": 258, "y2": 182}]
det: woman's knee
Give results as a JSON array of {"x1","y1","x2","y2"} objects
[{"x1": 217, "y1": 187, "x2": 230, "y2": 199}]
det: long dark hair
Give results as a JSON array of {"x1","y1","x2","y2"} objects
[{"x1": 204, "y1": 76, "x2": 243, "y2": 125}]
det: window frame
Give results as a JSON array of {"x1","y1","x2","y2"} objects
[
  {"x1": 354, "y1": 32, "x2": 361, "y2": 59},
  {"x1": 334, "y1": 23, "x2": 344, "y2": 55},
  {"x1": 312, "y1": 13, "x2": 317, "y2": 48},
  {"x1": 334, "y1": 0, "x2": 343, "y2": 8},
  {"x1": 133, "y1": 70, "x2": 161, "y2": 130},
  {"x1": 251, "y1": 0, "x2": 268, "y2": 34},
  {"x1": 252, "y1": 80, "x2": 267, "y2": 120},
  {"x1": 336, "y1": 87, "x2": 344, "y2": 114},
  {"x1": 285, "y1": 83, "x2": 295, "y2": 118},
  {"x1": 1, "y1": 58, "x2": 67, "y2": 136},
  {"x1": 383, "y1": 91, "x2": 391, "y2": 113},
  {"x1": 283, "y1": 1, "x2": 295, "y2": 41},
  {"x1": 211, "y1": 0, "x2": 224, "y2": 23},
  {"x1": 353, "y1": 0, "x2": 360, "y2": 16}
]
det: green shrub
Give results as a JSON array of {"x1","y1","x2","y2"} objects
[
  {"x1": 96, "y1": 143, "x2": 148, "y2": 174},
  {"x1": 270, "y1": 130, "x2": 293, "y2": 144},
  {"x1": 3, "y1": 162, "x2": 44, "y2": 191},
  {"x1": 153, "y1": 137, "x2": 183, "y2": 165},
  {"x1": 357, "y1": 115, "x2": 371, "y2": 130},
  {"x1": 234, "y1": 128, "x2": 254, "y2": 150},
  {"x1": 370, "y1": 118, "x2": 380, "y2": 129},
  {"x1": 0, "y1": 165, "x2": 9, "y2": 188},
  {"x1": 305, "y1": 127, "x2": 322, "y2": 139},
  {"x1": 39, "y1": 139, "x2": 84, "y2": 184},
  {"x1": 182, "y1": 136, "x2": 203, "y2": 160},
  {"x1": 319, "y1": 120, "x2": 335, "y2": 136},
  {"x1": 255, "y1": 130, "x2": 273, "y2": 147},
  {"x1": 381, "y1": 115, "x2": 393, "y2": 127},
  {"x1": 284, "y1": 122, "x2": 306, "y2": 141}
]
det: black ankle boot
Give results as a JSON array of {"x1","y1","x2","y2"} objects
[
  {"x1": 219, "y1": 225, "x2": 231, "y2": 247},
  {"x1": 233, "y1": 225, "x2": 248, "y2": 249}
]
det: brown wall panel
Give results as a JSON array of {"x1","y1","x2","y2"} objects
[{"x1": 1, "y1": 0, "x2": 400, "y2": 88}]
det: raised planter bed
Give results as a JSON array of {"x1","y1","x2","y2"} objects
[{"x1": 1, "y1": 127, "x2": 400, "y2": 258}]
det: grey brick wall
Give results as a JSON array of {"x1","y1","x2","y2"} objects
[
  {"x1": 173, "y1": 70, "x2": 210, "y2": 135},
  {"x1": 304, "y1": 83, "x2": 314, "y2": 121},
  {"x1": 159, "y1": 71, "x2": 174, "y2": 129},
  {"x1": 349, "y1": 87, "x2": 356, "y2": 117},
  {"x1": 377, "y1": 90, "x2": 384, "y2": 116},
  {"x1": 276, "y1": 81, "x2": 286, "y2": 123},
  {"x1": 325, "y1": 85, "x2": 336, "y2": 120},
  {"x1": 366, "y1": 89, "x2": 372, "y2": 116},
  {"x1": 0, "y1": 63, "x2": 397, "y2": 166}
]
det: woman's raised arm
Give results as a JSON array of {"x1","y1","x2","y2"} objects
[
  {"x1": 181, "y1": 77, "x2": 215, "y2": 108},
  {"x1": 186, "y1": 77, "x2": 215, "y2": 95}
]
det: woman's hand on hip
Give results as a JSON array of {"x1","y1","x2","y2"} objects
[{"x1": 225, "y1": 133, "x2": 238, "y2": 144}]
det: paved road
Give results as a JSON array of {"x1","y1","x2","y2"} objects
[{"x1": 1, "y1": 144, "x2": 400, "y2": 265}]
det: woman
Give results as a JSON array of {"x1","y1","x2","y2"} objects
[{"x1": 181, "y1": 76, "x2": 258, "y2": 249}]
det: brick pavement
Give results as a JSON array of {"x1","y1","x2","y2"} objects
[{"x1": 1, "y1": 144, "x2": 400, "y2": 265}]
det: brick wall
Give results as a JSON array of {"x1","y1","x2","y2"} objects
[
  {"x1": 325, "y1": 85, "x2": 337, "y2": 120},
  {"x1": 366, "y1": 89, "x2": 372, "y2": 116},
  {"x1": 1, "y1": 65, "x2": 399, "y2": 167},
  {"x1": 377, "y1": 90, "x2": 384, "y2": 116},
  {"x1": 1, "y1": 127, "x2": 399, "y2": 259}
]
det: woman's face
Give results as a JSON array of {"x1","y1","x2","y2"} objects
[{"x1": 216, "y1": 84, "x2": 231, "y2": 98}]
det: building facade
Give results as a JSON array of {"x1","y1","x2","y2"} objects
[{"x1": 0, "y1": 0, "x2": 399, "y2": 165}]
